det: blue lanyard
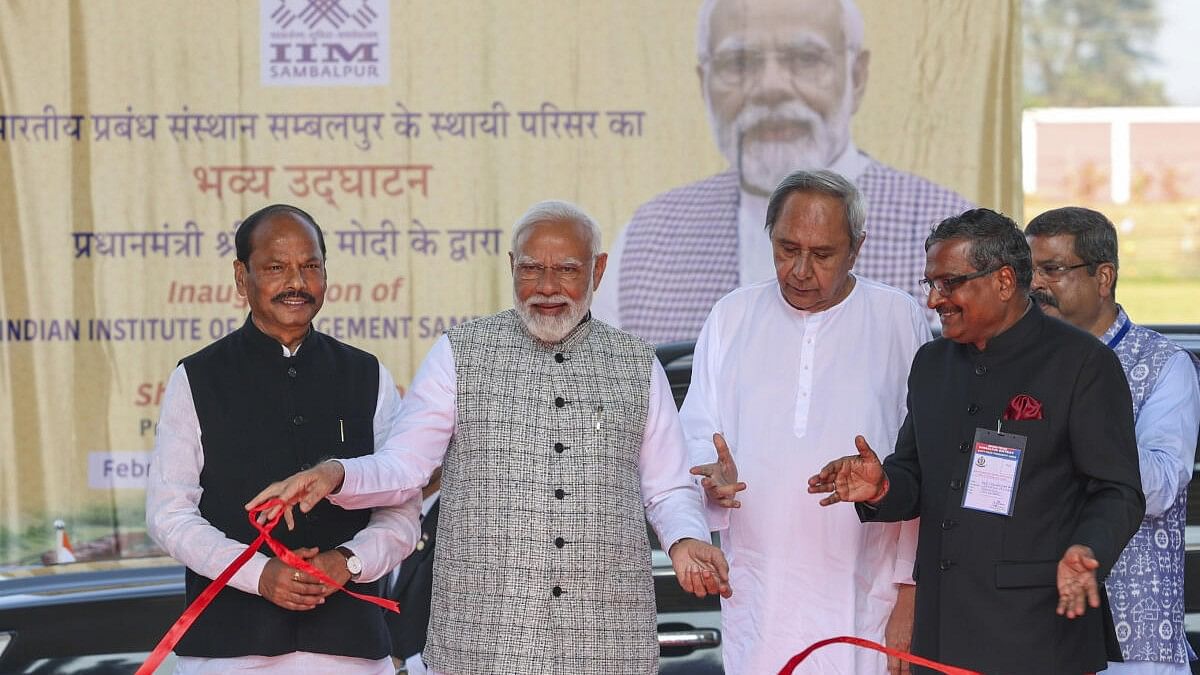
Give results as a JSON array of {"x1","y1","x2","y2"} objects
[{"x1": 1106, "y1": 319, "x2": 1131, "y2": 349}]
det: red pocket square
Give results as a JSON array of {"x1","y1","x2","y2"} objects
[{"x1": 1003, "y1": 394, "x2": 1043, "y2": 421}]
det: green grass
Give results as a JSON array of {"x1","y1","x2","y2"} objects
[{"x1": 1115, "y1": 278, "x2": 1200, "y2": 325}]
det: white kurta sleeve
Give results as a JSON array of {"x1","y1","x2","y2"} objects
[
  {"x1": 678, "y1": 307, "x2": 732, "y2": 532},
  {"x1": 331, "y1": 335, "x2": 456, "y2": 510},
  {"x1": 892, "y1": 519, "x2": 919, "y2": 585},
  {"x1": 146, "y1": 365, "x2": 271, "y2": 595},
  {"x1": 338, "y1": 363, "x2": 423, "y2": 583},
  {"x1": 641, "y1": 361, "x2": 711, "y2": 550}
]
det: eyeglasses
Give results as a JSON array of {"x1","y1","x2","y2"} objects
[
  {"x1": 1032, "y1": 262, "x2": 1092, "y2": 280},
  {"x1": 514, "y1": 261, "x2": 589, "y2": 282},
  {"x1": 919, "y1": 266, "x2": 1002, "y2": 296},
  {"x1": 701, "y1": 46, "x2": 845, "y2": 88}
]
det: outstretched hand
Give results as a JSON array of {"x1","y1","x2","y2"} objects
[
  {"x1": 1056, "y1": 544, "x2": 1101, "y2": 619},
  {"x1": 689, "y1": 433, "x2": 747, "y2": 509},
  {"x1": 807, "y1": 435, "x2": 887, "y2": 506},
  {"x1": 245, "y1": 460, "x2": 346, "y2": 530},
  {"x1": 668, "y1": 537, "x2": 732, "y2": 599}
]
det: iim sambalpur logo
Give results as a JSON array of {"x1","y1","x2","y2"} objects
[{"x1": 261, "y1": 0, "x2": 389, "y2": 87}]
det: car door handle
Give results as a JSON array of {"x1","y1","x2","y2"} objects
[{"x1": 658, "y1": 628, "x2": 720, "y2": 649}]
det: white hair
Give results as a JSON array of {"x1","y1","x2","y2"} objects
[
  {"x1": 696, "y1": 0, "x2": 865, "y2": 60},
  {"x1": 766, "y1": 169, "x2": 867, "y2": 248},
  {"x1": 510, "y1": 200, "x2": 602, "y2": 257}
]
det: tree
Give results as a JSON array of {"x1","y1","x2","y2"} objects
[{"x1": 1024, "y1": 0, "x2": 1169, "y2": 107}]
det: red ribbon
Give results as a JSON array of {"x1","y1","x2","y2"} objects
[
  {"x1": 136, "y1": 499, "x2": 399, "y2": 675},
  {"x1": 777, "y1": 636, "x2": 981, "y2": 675}
]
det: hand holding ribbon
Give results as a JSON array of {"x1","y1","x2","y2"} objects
[
  {"x1": 135, "y1": 498, "x2": 398, "y2": 675},
  {"x1": 246, "y1": 460, "x2": 346, "y2": 530}
]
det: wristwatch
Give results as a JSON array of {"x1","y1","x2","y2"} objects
[{"x1": 335, "y1": 546, "x2": 363, "y2": 580}]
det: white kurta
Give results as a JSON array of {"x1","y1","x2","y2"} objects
[{"x1": 681, "y1": 276, "x2": 930, "y2": 675}]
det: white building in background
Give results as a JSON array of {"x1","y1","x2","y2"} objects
[{"x1": 1023, "y1": 107, "x2": 1200, "y2": 203}]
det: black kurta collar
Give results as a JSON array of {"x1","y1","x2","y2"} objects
[
  {"x1": 240, "y1": 313, "x2": 314, "y2": 360},
  {"x1": 963, "y1": 300, "x2": 1041, "y2": 363}
]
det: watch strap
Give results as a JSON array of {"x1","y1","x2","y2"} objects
[{"x1": 335, "y1": 546, "x2": 362, "y2": 579}]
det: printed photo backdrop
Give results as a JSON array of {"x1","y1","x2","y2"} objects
[{"x1": 0, "y1": 0, "x2": 1019, "y2": 565}]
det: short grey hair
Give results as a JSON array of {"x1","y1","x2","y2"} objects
[
  {"x1": 926, "y1": 208, "x2": 1033, "y2": 292},
  {"x1": 510, "y1": 200, "x2": 602, "y2": 257},
  {"x1": 697, "y1": 0, "x2": 866, "y2": 60},
  {"x1": 765, "y1": 170, "x2": 866, "y2": 248}
]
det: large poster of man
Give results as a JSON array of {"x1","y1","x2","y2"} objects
[
  {"x1": 593, "y1": 0, "x2": 1019, "y2": 341},
  {"x1": 0, "y1": 1, "x2": 1017, "y2": 567}
]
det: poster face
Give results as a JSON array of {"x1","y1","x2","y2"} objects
[{"x1": 0, "y1": 0, "x2": 1017, "y2": 566}]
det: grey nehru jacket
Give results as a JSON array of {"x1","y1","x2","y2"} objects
[{"x1": 423, "y1": 310, "x2": 659, "y2": 675}]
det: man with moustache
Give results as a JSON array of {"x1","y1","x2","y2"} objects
[
  {"x1": 808, "y1": 208, "x2": 1144, "y2": 674},
  {"x1": 593, "y1": 0, "x2": 972, "y2": 343},
  {"x1": 246, "y1": 200, "x2": 733, "y2": 675},
  {"x1": 682, "y1": 170, "x2": 928, "y2": 674},
  {"x1": 146, "y1": 204, "x2": 420, "y2": 673},
  {"x1": 1026, "y1": 207, "x2": 1200, "y2": 674}
]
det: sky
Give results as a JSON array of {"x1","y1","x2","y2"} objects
[{"x1": 1154, "y1": 0, "x2": 1200, "y2": 105}]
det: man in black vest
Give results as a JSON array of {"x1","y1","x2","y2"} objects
[
  {"x1": 807, "y1": 208, "x2": 1144, "y2": 674},
  {"x1": 146, "y1": 204, "x2": 420, "y2": 673}
]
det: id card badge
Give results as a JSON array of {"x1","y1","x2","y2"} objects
[{"x1": 961, "y1": 428, "x2": 1028, "y2": 516}]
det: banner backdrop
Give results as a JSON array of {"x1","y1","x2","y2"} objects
[{"x1": 0, "y1": 0, "x2": 1019, "y2": 565}]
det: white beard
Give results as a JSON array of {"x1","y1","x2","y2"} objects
[
  {"x1": 705, "y1": 81, "x2": 855, "y2": 195},
  {"x1": 514, "y1": 286, "x2": 593, "y2": 344}
]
